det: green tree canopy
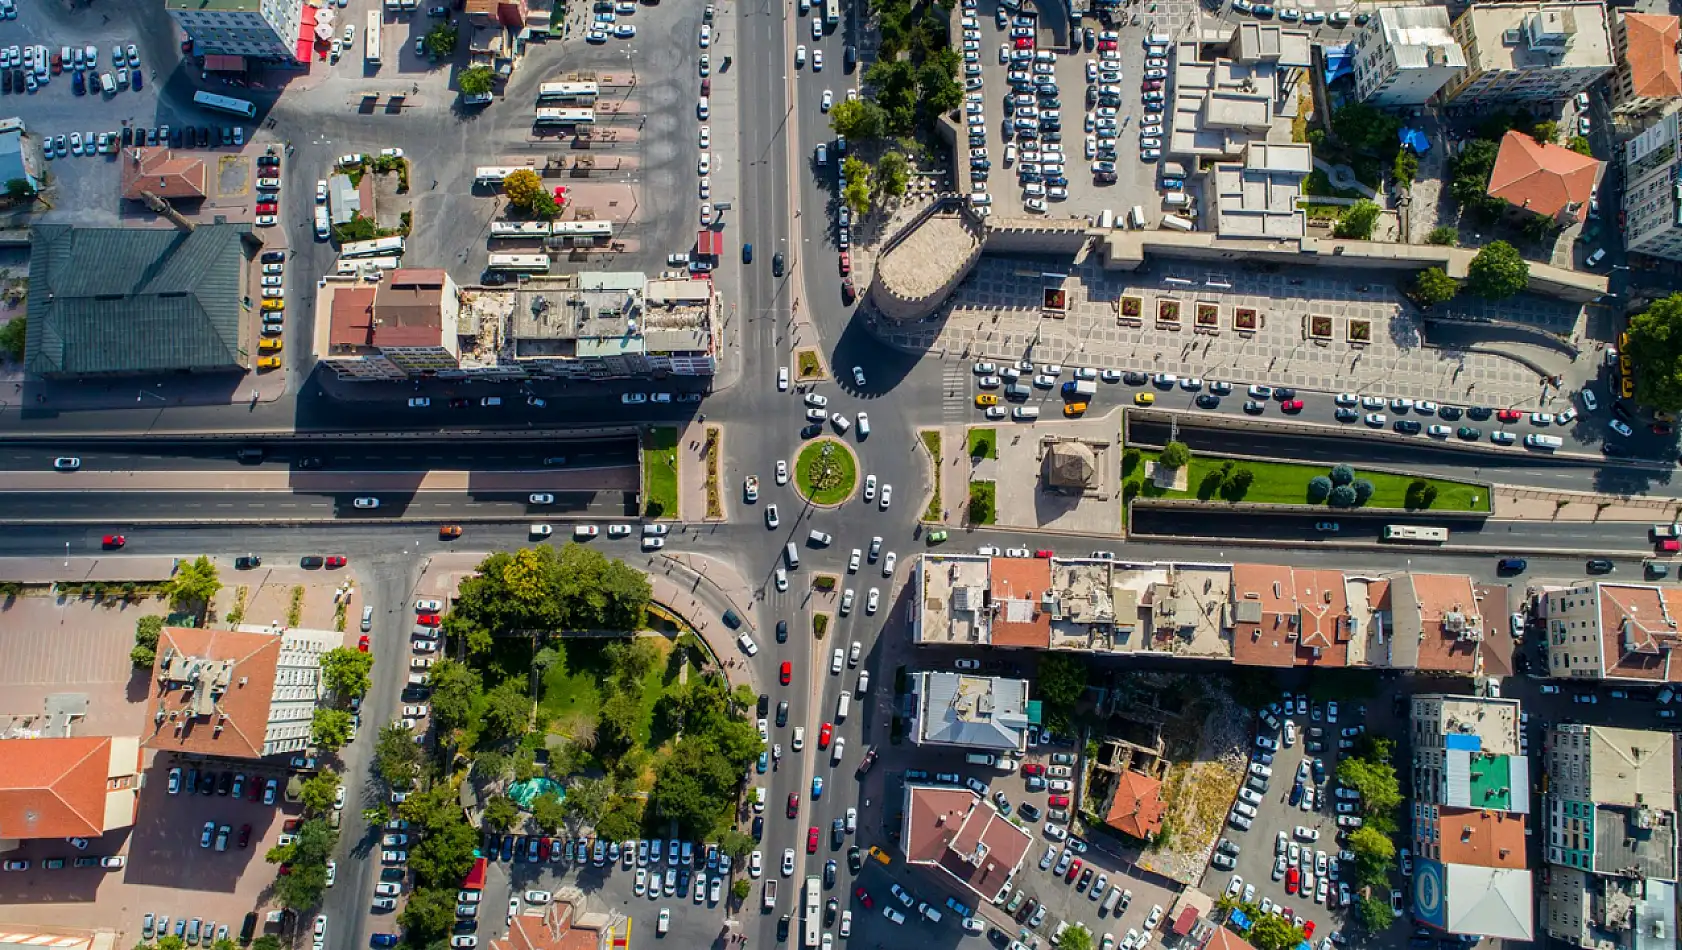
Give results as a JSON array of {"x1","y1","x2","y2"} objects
[
  {"x1": 531, "y1": 791, "x2": 567, "y2": 833},
  {"x1": 311, "y1": 708, "x2": 354, "y2": 752},
  {"x1": 1054, "y1": 924, "x2": 1092, "y2": 950},
  {"x1": 298, "y1": 770, "x2": 341, "y2": 816},
  {"x1": 1412, "y1": 267, "x2": 1459, "y2": 306},
  {"x1": 481, "y1": 679, "x2": 532, "y2": 742},
  {"x1": 875, "y1": 150, "x2": 910, "y2": 199},
  {"x1": 443, "y1": 545, "x2": 652, "y2": 653},
  {"x1": 1347, "y1": 824, "x2": 1397, "y2": 885},
  {"x1": 1466, "y1": 240, "x2": 1528, "y2": 300},
  {"x1": 423, "y1": 23, "x2": 458, "y2": 58},
  {"x1": 562, "y1": 776, "x2": 612, "y2": 824},
  {"x1": 483, "y1": 795, "x2": 520, "y2": 832},
  {"x1": 165, "y1": 556, "x2": 221, "y2": 613},
  {"x1": 829, "y1": 99, "x2": 886, "y2": 140},
  {"x1": 374, "y1": 721, "x2": 423, "y2": 789},
  {"x1": 321, "y1": 647, "x2": 374, "y2": 699},
  {"x1": 458, "y1": 65, "x2": 494, "y2": 96},
  {"x1": 0, "y1": 316, "x2": 24, "y2": 361},
  {"x1": 1036, "y1": 653, "x2": 1087, "y2": 733},
  {"x1": 1356, "y1": 895, "x2": 1392, "y2": 932},
  {"x1": 1331, "y1": 103, "x2": 1401, "y2": 157},
  {"x1": 1333, "y1": 200, "x2": 1381, "y2": 240},
  {"x1": 427, "y1": 658, "x2": 483, "y2": 737},
  {"x1": 647, "y1": 674, "x2": 762, "y2": 838},
  {"x1": 1249, "y1": 914, "x2": 1308, "y2": 950},
  {"x1": 1336, "y1": 756, "x2": 1404, "y2": 815},
  {"x1": 398, "y1": 887, "x2": 458, "y2": 945},
  {"x1": 265, "y1": 817, "x2": 337, "y2": 910},
  {"x1": 1159, "y1": 441, "x2": 1192, "y2": 468},
  {"x1": 1625, "y1": 293, "x2": 1682, "y2": 411},
  {"x1": 399, "y1": 785, "x2": 480, "y2": 887},
  {"x1": 1426, "y1": 226, "x2": 1458, "y2": 246}
]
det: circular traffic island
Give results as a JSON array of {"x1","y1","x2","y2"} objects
[{"x1": 795, "y1": 438, "x2": 858, "y2": 507}]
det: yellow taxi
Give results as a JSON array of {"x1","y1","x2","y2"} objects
[
  {"x1": 261, "y1": 299, "x2": 285, "y2": 312},
  {"x1": 258, "y1": 338, "x2": 284, "y2": 352},
  {"x1": 257, "y1": 356, "x2": 282, "y2": 371},
  {"x1": 1134, "y1": 392, "x2": 1155, "y2": 406},
  {"x1": 975, "y1": 393, "x2": 999, "y2": 407},
  {"x1": 1063, "y1": 402, "x2": 1088, "y2": 417}
]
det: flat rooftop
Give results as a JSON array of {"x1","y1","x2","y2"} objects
[
  {"x1": 917, "y1": 555, "x2": 993, "y2": 645},
  {"x1": 1459, "y1": 2, "x2": 1613, "y2": 73}
]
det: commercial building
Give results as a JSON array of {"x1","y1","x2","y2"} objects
[
  {"x1": 1442, "y1": 2, "x2": 1614, "y2": 106},
  {"x1": 1621, "y1": 113, "x2": 1682, "y2": 263},
  {"x1": 142, "y1": 625, "x2": 340, "y2": 761},
  {"x1": 1541, "y1": 724, "x2": 1676, "y2": 950},
  {"x1": 166, "y1": 0, "x2": 308, "y2": 63},
  {"x1": 1540, "y1": 581, "x2": 1682, "y2": 682},
  {"x1": 909, "y1": 671, "x2": 1032, "y2": 754},
  {"x1": 1610, "y1": 13, "x2": 1682, "y2": 118},
  {"x1": 0, "y1": 737, "x2": 143, "y2": 848},
  {"x1": 1408, "y1": 694, "x2": 1533, "y2": 941},
  {"x1": 1487, "y1": 130, "x2": 1603, "y2": 225},
  {"x1": 1350, "y1": 6, "x2": 1466, "y2": 106},
  {"x1": 1167, "y1": 24, "x2": 1311, "y2": 164},
  {"x1": 320, "y1": 268, "x2": 472, "y2": 381},
  {"x1": 24, "y1": 223, "x2": 255, "y2": 379},
  {"x1": 901, "y1": 783, "x2": 1033, "y2": 906},
  {"x1": 505, "y1": 272, "x2": 718, "y2": 379},
  {"x1": 119, "y1": 147, "x2": 209, "y2": 203}
]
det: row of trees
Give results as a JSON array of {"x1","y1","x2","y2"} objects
[
  {"x1": 646, "y1": 672, "x2": 764, "y2": 839},
  {"x1": 836, "y1": 150, "x2": 911, "y2": 217},
  {"x1": 1336, "y1": 735, "x2": 1406, "y2": 932},
  {"x1": 1409, "y1": 241, "x2": 1530, "y2": 307},
  {"x1": 1307, "y1": 464, "x2": 1375, "y2": 508},
  {"x1": 1623, "y1": 293, "x2": 1682, "y2": 412},
  {"x1": 442, "y1": 544, "x2": 652, "y2": 653},
  {"x1": 502, "y1": 169, "x2": 562, "y2": 219},
  {"x1": 265, "y1": 768, "x2": 346, "y2": 911}
]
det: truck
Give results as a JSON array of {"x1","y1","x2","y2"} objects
[
  {"x1": 763, "y1": 880, "x2": 778, "y2": 911},
  {"x1": 1061, "y1": 379, "x2": 1097, "y2": 398}
]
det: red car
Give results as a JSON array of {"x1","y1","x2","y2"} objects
[
  {"x1": 416, "y1": 613, "x2": 441, "y2": 626},
  {"x1": 1048, "y1": 794, "x2": 1070, "y2": 807},
  {"x1": 358, "y1": 635, "x2": 370, "y2": 652},
  {"x1": 539, "y1": 837, "x2": 552, "y2": 860},
  {"x1": 1034, "y1": 549, "x2": 1054, "y2": 558},
  {"x1": 839, "y1": 252, "x2": 851, "y2": 276},
  {"x1": 854, "y1": 886, "x2": 874, "y2": 909},
  {"x1": 1281, "y1": 399, "x2": 1303, "y2": 412},
  {"x1": 788, "y1": 793, "x2": 800, "y2": 818},
  {"x1": 1659, "y1": 539, "x2": 1680, "y2": 553},
  {"x1": 1022, "y1": 763, "x2": 1046, "y2": 777},
  {"x1": 325, "y1": 556, "x2": 347, "y2": 568},
  {"x1": 1286, "y1": 867, "x2": 1300, "y2": 894},
  {"x1": 237, "y1": 824, "x2": 252, "y2": 849},
  {"x1": 780, "y1": 661, "x2": 792, "y2": 685},
  {"x1": 1141, "y1": 80, "x2": 1162, "y2": 91},
  {"x1": 1066, "y1": 858, "x2": 1083, "y2": 882},
  {"x1": 806, "y1": 827, "x2": 819, "y2": 853},
  {"x1": 1303, "y1": 921, "x2": 1315, "y2": 939},
  {"x1": 256, "y1": 202, "x2": 278, "y2": 214},
  {"x1": 1014, "y1": 37, "x2": 1033, "y2": 48},
  {"x1": 101, "y1": 535, "x2": 125, "y2": 549},
  {"x1": 818, "y1": 723, "x2": 833, "y2": 749},
  {"x1": 1497, "y1": 409, "x2": 1523, "y2": 422},
  {"x1": 1098, "y1": 39, "x2": 1117, "y2": 51}
]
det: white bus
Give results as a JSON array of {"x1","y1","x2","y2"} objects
[
  {"x1": 1381, "y1": 525, "x2": 1450, "y2": 544},
  {"x1": 802, "y1": 876, "x2": 820, "y2": 949},
  {"x1": 491, "y1": 221, "x2": 554, "y2": 239},
  {"x1": 536, "y1": 81, "x2": 600, "y2": 104},
  {"x1": 824, "y1": 0, "x2": 840, "y2": 27},
  {"x1": 340, "y1": 236, "x2": 407, "y2": 258},
  {"x1": 487, "y1": 254, "x2": 551, "y2": 272},
  {"x1": 474, "y1": 166, "x2": 529, "y2": 187},
  {"x1": 534, "y1": 107, "x2": 595, "y2": 126},
  {"x1": 366, "y1": 10, "x2": 382, "y2": 64},
  {"x1": 192, "y1": 90, "x2": 256, "y2": 118},
  {"x1": 551, "y1": 220, "x2": 613, "y2": 244},
  {"x1": 334, "y1": 256, "x2": 401, "y2": 277}
]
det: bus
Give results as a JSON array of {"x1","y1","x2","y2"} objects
[
  {"x1": 340, "y1": 236, "x2": 407, "y2": 258},
  {"x1": 1382, "y1": 525, "x2": 1450, "y2": 544},
  {"x1": 534, "y1": 107, "x2": 595, "y2": 126},
  {"x1": 802, "y1": 876, "x2": 821, "y2": 949},
  {"x1": 551, "y1": 220, "x2": 613, "y2": 245},
  {"x1": 536, "y1": 81, "x2": 600, "y2": 104},
  {"x1": 491, "y1": 221, "x2": 554, "y2": 239},
  {"x1": 824, "y1": 0, "x2": 840, "y2": 27},
  {"x1": 474, "y1": 166, "x2": 528, "y2": 187},
  {"x1": 487, "y1": 254, "x2": 551, "y2": 273},
  {"x1": 192, "y1": 90, "x2": 256, "y2": 118},
  {"x1": 366, "y1": 10, "x2": 382, "y2": 64}
]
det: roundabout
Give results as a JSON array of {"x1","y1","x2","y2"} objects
[{"x1": 794, "y1": 438, "x2": 859, "y2": 507}]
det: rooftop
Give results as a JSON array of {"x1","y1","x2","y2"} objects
[
  {"x1": 1487, "y1": 130, "x2": 1602, "y2": 222},
  {"x1": 490, "y1": 903, "x2": 603, "y2": 950},
  {"x1": 1103, "y1": 770, "x2": 1166, "y2": 840},
  {"x1": 0, "y1": 736, "x2": 141, "y2": 841},
  {"x1": 1373, "y1": 6, "x2": 1467, "y2": 69},
  {"x1": 902, "y1": 784, "x2": 1033, "y2": 905},
  {"x1": 1593, "y1": 802, "x2": 1678, "y2": 882},
  {"x1": 1617, "y1": 13, "x2": 1682, "y2": 100},
  {"x1": 1419, "y1": 695, "x2": 1523, "y2": 758},
  {"x1": 165, "y1": 0, "x2": 268, "y2": 10},
  {"x1": 914, "y1": 671, "x2": 1030, "y2": 752},
  {"x1": 915, "y1": 555, "x2": 993, "y2": 646},
  {"x1": 1388, "y1": 572, "x2": 1487, "y2": 674},
  {"x1": 990, "y1": 557, "x2": 1052, "y2": 649},
  {"x1": 1439, "y1": 861, "x2": 1534, "y2": 940},
  {"x1": 1585, "y1": 724, "x2": 1676, "y2": 806},
  {"x1": 1229, "y1": 563, "x2": 1353, "y2": 668},
  {"x1": 143, "y1": 626, "x2": 320, "y2": 760},
  {"x1": 1211, "y1": 144, "x2": 1311, "y2": 239},
  {"x1": 118, "y1": 147, "x2": 207, "y2": 201},
  {"x1": 1434, "y1": 807, "x2": 1529, "y2": 868},
  {"x1": 1600, "y1": 584, "x2": 1682, "y2": 681},
  {"x1": 1167, "y1": 26, "x2": 1307, "y2": 160},
  {"x1": 1457, "y1": 2, "x2": 1614, "y2": 74}
]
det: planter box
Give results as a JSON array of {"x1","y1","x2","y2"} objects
[
  {"x1": 1307, "y1": 314, "x2": 1333, "y2": 341},
  {"x1": 1347, "y1": 318, "x2": 1372, "y2": 346},
  {"x1": 1196, "y1": 303, "x2": 1220, "y2": 331},
  {"x1": 1235, "y1": 308, "x2": 1260, "y2": 333},
  {"x1": 1157, "y1": 298, "x2": 1181, "y2": 328}
]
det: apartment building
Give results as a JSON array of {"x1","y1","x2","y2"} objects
[
  {"x1": 1609, "y1": 12, "x2": 1682, "y2": 118},
  {"x1": 320, "y1": 268, "x2": 476, "y2": 381},
  {"x1": 901, "y1": 783, "x2": 1033, "y2": 907},
  {"x1": 166, "y1": 0, "x2": 307, "y2": 63},
  {"x1": 1442, "y1": 2, "x2": 1614, "y2": 106},
  {"x1": 0, "y1": 737, "x2": 143, "y2": 849},
  {"x1": 1350, "y1": 6, "x2": 1467, "y2": 106},
  {"x1": 1622, "y1": 113, "x2": 1682, "y2": 263},
  {"x1": 909, "y1": 671, "x2": 1031, "y2": 754},
  {"x1": 1540, "y1": 581, "x2": 1682, "y2": 682}
]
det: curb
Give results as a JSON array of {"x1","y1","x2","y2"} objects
[
  {"x1": 793, "y1": 437, "x2": 861, "y2": 510},
  {"x1": 1123, "y1": 530, "x2": 1654, "y2": 559}
]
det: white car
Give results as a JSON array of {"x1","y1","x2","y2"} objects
[
  {"x1": 782, "y1": 849, "x2": 795, "y2": 876},
  {"x1": 883, "y1": 552, "x2": 897, "y2": 576},
  {"x1": 795, "y1": 44, "x2": 806, "y2": 66},
  {"x1": 821, "y1": 90, "x2": 833, "y2": 111},
  {"x1": 879, "y1": 485, "x2": 892, "y2": 509},
  {"x1": 775, "y1": 460, "x2": 789, "y2": 484},
  {"x1": 866, "y1": 588, "x2": 880, "y2": 614},
  {"x1": 848, "y1": 549, "x2": 861, "y2": 572},
  {"x1": 864, "y1": 474, "x2": 877, "y2": 501},
  {"x1": 831, "y1": 648, "x2": 844, "y2": 674}
]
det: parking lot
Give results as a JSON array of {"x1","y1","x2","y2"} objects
[{"x1": 961, "y1": 1, "x2": 1163, "y2": 223}]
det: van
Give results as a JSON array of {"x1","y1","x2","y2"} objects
[
  {"x1": 965, "y1": 752, "x2": 996, "y2": 766},
  {"x1": 480, "y1": 396, "x2": 502, "y2": 407},
  {"x1": 1524, "y1": 434, "x2": 1563, "y2": 450},
  {"x1": 816, "y1": 144, "x2": 828, "y2": 165},
  {"x1": 968, "y1": 193, "x2": 993, "y2": 208},
  {"x1": 1062, "y1": 379, "x2": 1097, "y2": 398},
  {"x1": 1005, "y1": 382, "x2": 1032, "y2": 400},
  {"x1": 1102, "y1": 888, "x2": 1123, "y2": 915},
  {"x1": 1162, "y1": 192, "x2": 1190, "y2": 208},
  {"x1": 314, "y1": 206, "x2": 331, "y2": 239},
  {"x1": 836, "y1": 693, "x2": 851, "y2": 721},
  {"x1": 857, "y1": 670, "x2": 870, "y2": 693},
  {"x1": 1097, "y1": 208, "x2": 1114, "y2": 230},
  {"x1": 808, "y1": 529, "x2": 832, "y2": 546},
  {"x1": 1146, "y1": 31, "x2": 1171, "y2": 45},
  {"x1": 361, "y1": 605, "x2": 374, "y2": 632},
  {"x1": 1160, "y1": 213, "x2": 1195, "y2": 231},
  {"x1": 785, "y1": 542, "x2": 800, "y2": 568},
  {"x1": 1128, "y1": 205, "x2": 1145, "y2": 229},
  {"x1": 1012, "y1": 406, "x2": 1040, "y2": 421},
  {"x1": 921, "y1": 905, "x2": 943, "y2": 924}
]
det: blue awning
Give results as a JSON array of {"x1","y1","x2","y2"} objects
[
  {"x1": 1400, "y1": 126, "x2": 1432, "y2": 155},
  {"x1": 1323, "y1": 42, "x2": 1355, "y2": 85}
]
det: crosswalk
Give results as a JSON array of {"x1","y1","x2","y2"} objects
[{"x1": 941, "y1": 362, "x2": 970, "y2": 424}]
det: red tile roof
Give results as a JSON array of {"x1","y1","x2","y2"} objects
[
  {"x1": 491, "y1": 903, "x2": 601, "y2": 950},
  {"x1": 1487, "y1": 130, "x2": 1602, "y2": 223},
  {"x1": 0, "y1": 737, "x2": 135, "y2": 840},
  {"x1": 119, "y1": 147, "x2": 207, "y2": 201},
  {"x1": 1599, "y1": 585, "x2": 1682, "y2": 681},
  {"x1": 1104, "y1": 771, "x2": 1166, "y2": 840},
  {"x1": 1620, "y1": 14, "x2": 1682, "y2": 101},
  {"x1": 1434, "y1": 807, "x2": 1528, "y2": 869},
  {"x1": 143, "y1": 627, "x2": 284, "y2": 760},
  {"x1": 1205, "y1": 928, "x2": 1259, "y2": 950},
  {"x1": 1230, "y1": 563, "x2": 1350, "y2": 668},
  {"x1": 903, "y1": 785, "x2": 1032, "y2": 904},
  {"x1": 329, "y1": 285, "x2": 378, "y2": 348},
  {"x1": 1401, "y1": 573, "x2": 1484, "y2": 674},
  {"x1": 989, "y1": 557, "x2": 1051, "y2": 649}
]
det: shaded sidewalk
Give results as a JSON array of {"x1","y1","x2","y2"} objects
[
  {"x1": 1496, "y1": 485, "x2": 1682, "y2": 522},
  {"x1": 649, "y1": 551, "x2": 760, "y2": 693}
]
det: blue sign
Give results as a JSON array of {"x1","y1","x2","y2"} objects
[{"x1": 1413, "y1": 858, "x2": 1446, "y2": 928}]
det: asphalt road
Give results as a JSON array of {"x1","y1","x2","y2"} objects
[
  {"x1": 1126, "y1": 509, "x2": 1661, "y2": 557},
  {"x1": 0, "y1": 437, "x2": 637, "y2": 472}
]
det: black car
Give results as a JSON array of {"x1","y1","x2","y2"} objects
[
  {"x1": 824, "y1": 859, "x2": 838, "y2": 887},
  {"x1": 752, "y1": 815, "x2": 764, "y2": 840},
  {"x1": 300, "y1": 555, "x2": 325, "y2": 569},
  {"x1": 843, "y1": 45, "x2": 856, "y2": 71},
  {"x1": 822, "y1": 898, "x2": 839, "y2": 925},
  {"x1": 1602, "y1": 443, "x2": 1628, "y2": 457},
  {"x1": 1243, "y1": 400, "x2": 1265, "y2": 414},
  {"x1": 1496, "y1": 557, "x2": 1528, "y2": 575},
  {"x1": 1457, "y1": 427, "x2": 1482, "y2": 441},
  {"x1": 1084, "y1": 28, "x2": 1096, "y2": 51},
  {"x1": 262, "y1": 250, "x2": 285, "y2": 263},
  {"x1": 831, "y1": 820, "x2": 844, "y2": 848},
  {"x1": 234, "y1": 554, "x2": 261, "y2": 569},
  {"x1": 5, "y1": 70, "x2": 16, "y2": 94},
  {"x1": 1123, "y1": 371, "x2": 1149, "y2": 385},
  {"x1": 1273, "y1": 387, "x2": 1296, "y2": 401},
  {"x1": 257, "y1": 154, "x2": 279, "y2": 167},
  {"x1": 171, "y1": 127, "x2": 183, "y2": 148},
  {"x1": 776, "y1": 701, "x2": 788, "y2": 727},
  {"x1": 757, "y1": 693, "x2": 769, "y2": 717},
  {"x1": 1018, "y1": 802, "x2": 1042, "y2": 822},
  {"x1": 1195, "y1": 394, "x2": 1220, "y2": 409},
  {"x1": 721, "y1": 608, "x2": 742, "y2": 629},
  {"x1": 848, "y1": 846, "x2": 862, "y2": 872},
  {"x1": 10, "y1": 69, "x2": 21, "y2": 92},
  {"x1": 775, "y1": 620, "x2": 788, "y2": 643},
  {"x1": 1587, "y1": 558, "x2": 1616, "y2": 574},
  {"x1": 777, "y1": 916, "x2": 790, "y2": 942},
  {"x1": 217, "y1": 771, "x2": 233, "y2": 795},
  {"x1": 1394, "y1": 419, "x2": 1422, "y2": 434},
  {"x1": 1335, "y1": 407, "x2": 1358, "y2": 422},
  {"x1": 198, "y1": 770, "x2": 216, "y2": 795},
  {"x1": 1466, "y1": 405, "x2": 1493, "y2": 421},
  {"x1": 771, "y1": 252, "x2": 786, "y2": 277},
  {"x1": 1439, "y1": 406, "x2": 1464, "y2": 420},
  {"x1": 121, "y1": 125, "x2": 133, "y2": 146},
  {"x1": 197, "y1": 126, "x2": 210, "y2": 148}
]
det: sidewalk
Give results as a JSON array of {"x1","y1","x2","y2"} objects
[
  {"x1": 1495, "y1": 485, "x2": 1682, "y2": 522},
  {"x1": 650, "y1": 551, "x2": 759, "y2": 693},
  {"x1": 677, "y1": 421, "x2": 727, "y2": 523}
]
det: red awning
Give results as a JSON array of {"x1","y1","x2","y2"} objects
[
  {"x1": 462, "y1": 857, "x2": 486, "y2": 891},
  {"x1": 293, "y1": 4, "x2": 317, "y2": 64},
  {"x1": 203, "y1": 54, "x2": 247, "y2": 72},
  {"x1": 1171, "y1": 907, "x2": 1198, "y2": 936},
  {"x1": 697, "y1": 230, "x2": 721, "y2": 257}
]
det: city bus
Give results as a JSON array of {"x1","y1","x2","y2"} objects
[
  {"x1": 534, "y1": 107, "x2": 595, "y2": 126},
  {"x1": 550, "y1": 220, "x2": 613, "y2": 245},
  {"x1": 536, "y1": 81, "x2": 600, "y2": 104},
  {"x1": 491, "y1": 221, "x2": 554, "y2": 239},
  {"x1": 366, "y1": 10, "x2": 382, "y2": 64},
  {"x1": 334, "y1": 256, "x2": 401, "y2": 277},
  {"x1": 474, "y1": 166, "x2": 528, "y2": 187},
  {"x1": 802, "y1": 876, "x2": 820, "y2": 949},
  {"x1": 1381, "y1": 525, "x2": 1449, "y2": 544},
  {"x1": 192, "y1": 90, "x2": 256, "y2": 118},
  {"x1": 340, "y1": 236, "x2": 407, "y2": 258},
  {"x1": 824, "y1": 0, "x2": 840, "y2": 27},
  {"x1": 487, "y1": 254, "x2": 551, "y2": 272}
]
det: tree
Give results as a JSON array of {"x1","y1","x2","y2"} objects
[
  {"x1": 398, "y1": 887, "x2": 459, "y2": 945},
  {"x1": 251, "y1": 936, "x2": 281, "y2": 950},
  {"x1": 731, "y1": 878, "x2": 751, "y2": 901},
  {"x1": 1249, "y1": 914, "x2": 1307, "y2": 950},
  {"x1": 1568, "y1": 135, "x2": 1593, "y2": 156},
  {"x1": 1159, "y1": 441, "x2": 1191, "y2": 468},
  {"x1": 533, "y1": 646, "x2": 562, "y2": 674},
  {"x1": 0, "y1": 316, "x2": 23, "y2": 361},
  {"x1": 1036, "y1": 652, "x2": 1087, "y2": 724},
  {"x1": 1054, "y1": 923, "x2": 1092, "y2": 950},
  {"x1": 605, "y1": 636, "x2": 663, "y2": 686},
  {"x1": 482, "y1": 679, "x2": 532, "y2": 742},
  {"x1": 268, "y1": 818, "x2": 336, "y2": 910},
  {"x1": 374, "y1": 721, "x2": 422, "y2": 789},
  {"x1": 1352, "y1": 479, "x2": 1375, "y2": 505},
  {"x1": 156, "y1": 937, "x2": 187, "y2": 950},
  {"x1": 563, "y1": 776, "x2": 612, "y2": 824},
  {"x1": 1625, "y1": 293, "x2": 1682, "y2": 411},
  {"x1": 311, "y1": 708, "x2": 354, "y2": 751},
  {"x1": 1406, "y1": 479, "x2": 1438, "y2": 510},
  {"x1": 1337, "y1": 757, "x2": 1404, "y2": 815},
  {"x1": 1307, "y1": 475, "x2": 1332, "y2": 503},
  {"x1": 401, "y1": 788, "x2": 480, "y2": 887},
  {"x1": 4, "y1": 178, "x2": 31, "y2": 200},
  {"x1": 840, "y1": 156, "x2": 872, "y2": 217},
  {"x1": 829, "y1": 99, "x2": 886, "y2": 140},
  {"x1": 423, "y1": 23, "x2": 458, "y2": 58},
  {"x1": 595, "y1": 795, "x2": 643, "y2": 841},
  {"x1": 1333, "y1": 200, "x2": 1381, "y2": 240},
  {"x1": 320, "y1": 647, "x2": 375, "y2": 699},
  {"x1": 482, "y1": 795, "x2": 520, "y2": 832},
  {"x1": 131, "y1": 615, "x2": 164, "y2": 669},
  {"x1": 1329, "y1": 484, "x2": 1357, "y2": 507},
  {"x1": 1329, "y1": 464, "x2": 1355, "y2": 485},
  {"x1": 298, "y1": 770, "x2": 341, "y2": 816},
  {"x1": 1530, "y1": 120, "x2": 1558, "y2": 144},
  {"x1": 427, "y1": 659, "x2": 482, "y2": 737},
  {"x1": 458, "y1": 65, "x2": 494, "y2": 96},
  {"x1": 1466, "y1": 240, "x2": 1528, "y2": 300},
  {"x1": 503, "y1": 169, "x2": 542, "y2": 211},
  {"x1": 531, "y1": 791, "x2": 567, "y2": 833},
  {"x1": 1347, "y1": 825, "x2": 1397, "y2": 884},
  {"x1": 1356, "y1": 895, "x2": 1393, "y2": 932},
  {"x1": 165, "y1": 556, "x2": 221, "y2": 613},
  {"x1": 1426, "y1": 226, "x2": 1458, "y2": 246},
  {"x1": 1449, "y1": 139, "x2": 1501, "y2": 208},
  {"x1": 1331, "y1": 103, "x2": 1401, "y2": 157},
  {"x1": 530, "y1": 189, "x2": 561, "y2": 219},
  {"x1": 1221, "y1": 466, "x2": 1254, "y2": 500},
  {"x1": 1392, "y1": 149, "x2": 1419, "y2": 189},
  {"x1": 1412, "y1": 267, "x2": 1459, "y2": 306},
  {"x1": 875, "y1": 150, "x2": 910, "y2": 199}
]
